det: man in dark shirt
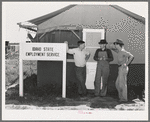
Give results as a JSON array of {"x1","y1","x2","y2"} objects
[{"x1": 94, "y1": 39, "x2": 114, "y2": 97}]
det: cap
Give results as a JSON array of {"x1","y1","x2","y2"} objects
[
  {"x1": 113, "y1": 39, "x2": 124, "y2": 45},
  {"x1": 98, "y1": 39, "x2": 108, "y2": 44}
]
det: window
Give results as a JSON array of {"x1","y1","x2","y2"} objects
[{"x1": 83, "y1": 29, "x2": 105, "y2": 62}]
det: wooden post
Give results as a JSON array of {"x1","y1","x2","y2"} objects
[
  {"x1": 104, "y1": 28, "x2": 106, "y2": 40},
  {"x1": 59, "y1": 30, "x2": 61, "y2": 42},
  {"x1": 19, "y1": 43, "x2": 23, "y2": 97},
  {"x1": 101, "y1": 77, "x2": 103, "y2": 90},
  {"x1": 62, "y1": 45, "x2": 66, "y2": 98}
]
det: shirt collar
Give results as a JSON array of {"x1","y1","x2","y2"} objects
[
  {"x1": 121, "y1": 48, "x2": 125, "y2": 51},
  {"x1": 78, "y1": 47, "x2": 84, "y2": 51},
  {"x1": 99, "y1": 48, "x2": 107, "y2": 51}
]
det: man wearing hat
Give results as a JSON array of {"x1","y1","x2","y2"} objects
[
  {"x1": 109, "y1": 39, "x2": 134, "y2": 102},
  {"x1": 64, "y1": 40, "x2": 90, "y2": 97},
  {"x1": 93, "y1": 39, "x2": 114, "y2": 97}
]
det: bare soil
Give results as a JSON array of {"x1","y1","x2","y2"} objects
[
  {"x1": 5, "y1": 81, "x2": 145, "y2": 110},
  {"x1": 5, "y1": 54, "x2": 145, "y2": 110}
]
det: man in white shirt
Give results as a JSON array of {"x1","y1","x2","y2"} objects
[{"x1": 64, "y1": 41, "x2": 90, "y2": 97}]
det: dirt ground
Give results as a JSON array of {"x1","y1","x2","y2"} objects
[
  {"x1": 5, "y1": 56, "x2": 145, "y2": 110},
  {"x1": 5, "y1": 83, "x2": 145, "y2": 110}
]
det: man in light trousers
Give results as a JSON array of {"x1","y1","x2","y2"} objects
[{"x1": 109, "y1": 39, "x2": 134, "y2": 102}]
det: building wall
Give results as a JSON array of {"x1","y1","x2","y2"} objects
[
  {"x1": 106, "y1": 18, "x2": 145, "y2": 64},
  {"x1": 37, "y1": 61, "x2": 145, "y2": 99},
  {"x1": 37, "y1": 61, "x2": 63, "y2": 87}
]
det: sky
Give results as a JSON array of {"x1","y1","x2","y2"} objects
[{"x1": 2, "y1": 2, "x2": 148, "y2": 43}]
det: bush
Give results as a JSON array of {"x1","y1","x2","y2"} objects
[{"x1": 5, "y1": 60, "x2": 37, "y2": 89}]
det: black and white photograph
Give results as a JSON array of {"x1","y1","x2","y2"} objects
[{"x1": 2, "y1": 1, "x2": 148, "y2": 120}]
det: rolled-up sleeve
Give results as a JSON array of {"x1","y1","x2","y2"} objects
[{"x1": 67, "y1": 48, "x2": 75, "y2": 55}]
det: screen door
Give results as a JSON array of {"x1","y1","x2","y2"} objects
[{"x1": 83, "y1": 29, "x2": 105, "y2": 89}]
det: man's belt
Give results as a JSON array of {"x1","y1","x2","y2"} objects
[{"x1": 118, "y1": 64, "x2": 127, "y2": 67}]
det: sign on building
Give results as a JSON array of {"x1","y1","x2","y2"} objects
[{"x1": 19, "y1": 43, "x2": 66, "y2": 97}]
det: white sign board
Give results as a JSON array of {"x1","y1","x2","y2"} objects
[
  {"x1": 21, "y1": 43, "x2": 66, "y2": 60},
  {"x1": 19, "y1": 43, "x2": 66, "y2": 98}
]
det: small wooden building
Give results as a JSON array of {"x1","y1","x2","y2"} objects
[{"x1": 18, "y1": 5, "x2": 145, "y2": 99}]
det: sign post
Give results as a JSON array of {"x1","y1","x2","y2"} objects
[{"x1": 19, "y1": 43, "x2": 66, "y2": 98}]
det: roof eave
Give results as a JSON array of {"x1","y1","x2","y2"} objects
[{"x1": 110, "y1": 5, "x2": 145, "y2": 24}]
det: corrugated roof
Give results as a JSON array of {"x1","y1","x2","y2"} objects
[
  {"x1": 28, "y1": 4, "x2": 145, "y2": 25},
  {"x1": 28, "y1": 4, "x2": 77, "y2": 25},
  {"x1": 110, "y1": 5, "x2": 145, "y2": 24},
  {"x1": 19, "y1": 4, "x2": 145, "y2": 32}
]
